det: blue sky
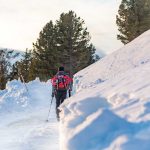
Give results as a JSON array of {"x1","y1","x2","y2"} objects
[{"x1": 0, "y1": 0, "x2": 122, "y2": 54}]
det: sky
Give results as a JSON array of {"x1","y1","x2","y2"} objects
[{"x1": 0, "y1": 0, "x2": 123, "y2": 54}]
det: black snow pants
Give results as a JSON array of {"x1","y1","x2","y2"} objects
[{"x1": 55, "y1": 90, "x2": 67, "y2": 119}]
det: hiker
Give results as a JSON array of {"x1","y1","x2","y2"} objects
[{"x1": 51, "y1": 66, "x2": 73, "y2": 119}]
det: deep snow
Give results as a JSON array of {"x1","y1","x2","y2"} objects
[
  {"x1": 59, "y1": 30, "x2": 150, "y2": 150},
  {"x1": 0, "y1": 79, "x2": 59, "y2": 150},
  {"x1": 1, "y1": 30, "x2": 150, "y2": 150}
]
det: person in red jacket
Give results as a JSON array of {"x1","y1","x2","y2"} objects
[{"x1": 51, "y1": 66, "x2": 73, "y2": 120}]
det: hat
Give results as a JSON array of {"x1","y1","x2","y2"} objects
[{"x1": 58, "y1": 66, "x2": 64, "y2": 71}]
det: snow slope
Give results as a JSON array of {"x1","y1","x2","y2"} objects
[
  {"x1": 60, "y1": 30, "x2": 150, "y2": 150},
  {"x1": 1, "y1": 30, "x2": 150, "y2": 150},
  {"x1": 0, "y1": 79, "x2": 59, "y2": 150}
]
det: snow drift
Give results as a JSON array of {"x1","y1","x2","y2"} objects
[
  {"x1": 0, "y1": 79, "x2": 59, "y2": 150},
  {"x1": 60, "y1": 30, "x2": 150, "y2": 150}
]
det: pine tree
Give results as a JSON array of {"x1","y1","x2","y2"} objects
[
  {"x1": 116, "y1": 0, "x2": 150, "y2": 44},
  {"x1": 56, "y1": 11, "x2": 98, "y2": 75},
  {"x1": 16, "y1": 49, "x2": 32, "y2": 82},
  {"x1": 9, "y1": 64, "x2": 18, "y2": 81},
  {"x1": 32, "y1": 11, "x2": 99, "y2": 80},
  {"x1": 0, "y1": 50, "x2": 10, "y2": 90},
  {"x1": 33, "y1": 21, "x2": 58, "y2": 80},
  {"x1": 28, "y1": 58, "x2": 37, "y2": 81},
  {"x1": 10, "y1": 49, "x2": 33, "y2": 82}
]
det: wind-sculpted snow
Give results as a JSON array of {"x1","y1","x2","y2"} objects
[{"x1": 60, "y1": 30, "x2": 150, "y2": 150}]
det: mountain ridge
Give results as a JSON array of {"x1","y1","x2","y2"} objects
[{"x1": 0, "y1": 47, "x2": 24, "y2": 65}]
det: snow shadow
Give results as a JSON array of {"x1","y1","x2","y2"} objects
[
  {"x1": 68, "y1": 109, "x2": 150, "y2": 150},
  {"x1": 139, "y1": 102, "x2": 150, "y2": 118},
  {"x1": 67, "y1": 96, "x2": 110, "y2": 128}
]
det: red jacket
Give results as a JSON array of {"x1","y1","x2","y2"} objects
[{"x1": 51, "y1": 71, "x2": 73, "y2": 90}]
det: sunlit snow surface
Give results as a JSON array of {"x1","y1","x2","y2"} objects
[
  {"x1": 0, "y1": 79, "x2": 59, "y2": 150},
  {"x1": 2, "y1": 30, "x2": 150, "y2": 150},
  {"x1": 60, "y1": 30, "x2": 150, "y2": 150}
]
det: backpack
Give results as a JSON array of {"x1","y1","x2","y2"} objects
[{"x1": 55, "y1": 74, "x2": 69, "y2": 90}]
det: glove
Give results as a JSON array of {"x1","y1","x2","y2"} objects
[{"x1": 52, "y1": 92, "x2": 55, "y2": 98}]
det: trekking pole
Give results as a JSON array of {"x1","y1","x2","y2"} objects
[
  {"x1": 68, "y1": 89, "x2": 71, "y2": 97},
  {"x1": 46, "y1": 97, "x2": 54, "y2": 122}
]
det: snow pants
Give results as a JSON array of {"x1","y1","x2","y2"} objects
[{"x1": 55, "y1": 90, "x2": 67, "y2": 119}]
